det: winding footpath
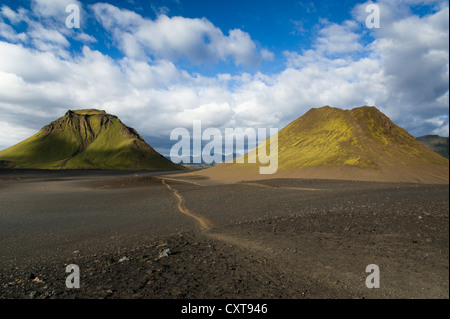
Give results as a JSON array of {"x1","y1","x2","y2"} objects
[{"x1": 159, "y1": 178, "x2": 214, "y2": 230}]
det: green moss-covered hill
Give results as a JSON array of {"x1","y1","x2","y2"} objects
[
  {"x1": 199, "y1": 106, "x2": 449, "y2": 183},
  {"x1": 0, "y1": 109, "x2": 183, "y2": 170},
  {"x1": 272, "y1": 106, "x2": 448, "y2": 170}
]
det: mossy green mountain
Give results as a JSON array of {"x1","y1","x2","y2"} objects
[
  {"x1": 200, "y1": 106, "x2": 449, "y2": 183},
  {"x1": 0, "y1": 109, "x2": 183, "y2": 170},
  {"x1": 270, "y1": 105, "x2": 449, "y2": 170}
]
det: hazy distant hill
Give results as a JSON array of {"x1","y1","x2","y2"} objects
[
  {"x1": 0, "y1": 109, "x2": 183, "y2": 170},
  {"x1": 168, "y1": 152, "x2": 240, "y2": 167},
  {"x1": 195, "y1": 106, "x2": 449, "y2": 184},
  {"x1": 416, "y1": 135, "x2": 449, "y2": 159}
]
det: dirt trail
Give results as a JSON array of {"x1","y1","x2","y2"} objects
[
  {"x1": 159, "y1": 177, "x2": 273, "y2": 254},
  {"x1": 240, "y1": 181, "x2": 324, "y2": 191},
  {"x1": 158, "y1": 176, "x2": 326, "y2": 255},
  {"x1": 159, "y1": 177, "x2": 206, "y2": 187},
  {"x1": 159, "y1": 178, "x2": 213, "y2": 230}
]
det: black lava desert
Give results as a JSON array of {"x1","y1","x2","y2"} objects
[{"x1": 0, "y1": 169, "x2": 448, "y2": 299}]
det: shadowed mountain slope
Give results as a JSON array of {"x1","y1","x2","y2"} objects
[{"x1": 416, "y1": 135, "x2": 449, "y2": 159}]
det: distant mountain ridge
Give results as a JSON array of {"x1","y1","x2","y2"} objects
[
  {"x1": 0, "y1": 109, "x2": 183, "y2": 170},
  {"x1": 416, "y1": 135, "x2": 449, "y2": 159}
]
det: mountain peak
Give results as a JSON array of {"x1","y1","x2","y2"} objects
[
  {"x1": 0, "y1": 109, "x2": 183, "y2": 170},
  {"x1": 282, "y1": 105, "x2": 447, "y2": 168},
  {"x1": 200, "y1": 105, "x2": 448, "y2": 184},
  {"x1": 67, "y1": 109, "x2": 107, "y2": 116}
]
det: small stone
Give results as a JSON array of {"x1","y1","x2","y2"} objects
[
  {"x1": 118, "y1": 256, "x2": 129, "y2": 263},
  {"x1": 32, "y1": 277, "x2": 44, "y2": 284},
  {"x1": 158, "y1": 248, "x2": 171, "y2": 258}
]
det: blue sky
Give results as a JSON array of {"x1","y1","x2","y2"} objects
[{"x1": 0, "y1": 0, "x2": 448, "y2": 155}]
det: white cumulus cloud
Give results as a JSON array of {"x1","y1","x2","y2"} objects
[{"x1": 0, "y1": 0, "x2": 448, "y2": 156}]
